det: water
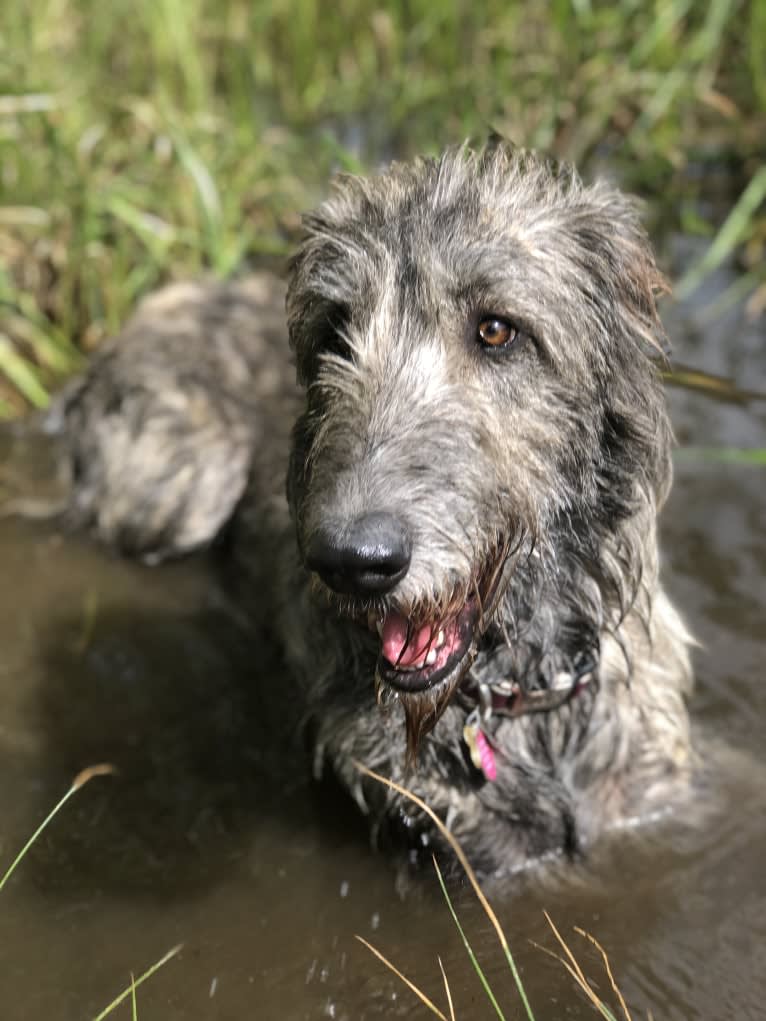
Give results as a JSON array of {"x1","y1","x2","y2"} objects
[{"x1": 0, "y1": 266, "x2": 763, "y2": 1020}]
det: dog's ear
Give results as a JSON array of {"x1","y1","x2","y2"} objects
[
  {"x1": 576, "y1": 183, "x2": 669, "y2": 359},
  {"x1": 570, "y1": 185, "x2": 674, "y2": 506}
]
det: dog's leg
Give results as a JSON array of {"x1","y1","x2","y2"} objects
[{"x1": 4, "y1": 275, "x2": 296, "y2": 562}]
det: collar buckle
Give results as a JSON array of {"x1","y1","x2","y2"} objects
[{"x1": 462, "y1": 650, "x2": 598, "y2": 721}]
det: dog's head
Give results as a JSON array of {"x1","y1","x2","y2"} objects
[{"x1": 286, "y1": 142, "x2": 672, "y2": 752}]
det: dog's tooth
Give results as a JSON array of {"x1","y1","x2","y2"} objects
[
  {"x1": 426, "y1": 648, "x2": 437, "y2": 666},
  {"x1": 436, "y1": 629, "x2": 445, "y2": 647}
]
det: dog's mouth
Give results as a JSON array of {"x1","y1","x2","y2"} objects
[
  {"x1": 308, "y1": 533, "x2": 524, "y2": 757},
  {"x1": 363, "y1": 546, "x2": 519, "y2": 758},
  {"x1": 366, "y1": 541, "x2": 519, "y2": 704},
  {"x1": 371, "y1": 601, "x2": 479, "y2": 694}
]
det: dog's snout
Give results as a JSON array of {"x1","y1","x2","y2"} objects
[{"x1": 306, "y1": 512, "x2": 412, "y2": 596}]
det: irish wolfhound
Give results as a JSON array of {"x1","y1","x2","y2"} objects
[{"x1": 29, "y1": 143, "x2": 694, "y2": 872}]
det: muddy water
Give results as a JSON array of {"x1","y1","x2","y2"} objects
[{"x1": 0, "y1": 277, "x2": 764, "y2": 1020}]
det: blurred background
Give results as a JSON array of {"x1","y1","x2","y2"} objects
[{"x1": 0, "y1": 0, "x2": 764, "y2": 416}]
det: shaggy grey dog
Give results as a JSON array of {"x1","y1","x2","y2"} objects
[{"x1": 32, "y1": 143, "x2": 695, "y2": 872}]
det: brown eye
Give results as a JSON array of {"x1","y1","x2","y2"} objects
[{"x1": 477, "y1": 316, "x2": 517, "y2": 349}]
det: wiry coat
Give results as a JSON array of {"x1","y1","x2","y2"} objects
[{"x1": 39, "y1": 144, "x2": 693, "y2": 873}]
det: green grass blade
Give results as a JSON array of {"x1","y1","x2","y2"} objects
[
  {"x1": 106, "y1": 194, "x2": 176, "y2": 258},
  {"x1": 0, "y1": 764, "x2": 115, "y2": 892},
  {"x1": 0, "y1": 334, "x2": 50, "y2": 408},
  {"x1": 172, "y1": 132, "x2": 225, "y2": 269},
  {"x1": 92, "y1": 945, "x2": 183, "y2": 1021},
  {"x1": 676, "y1": 167, "x2": 766, "y2": 299},
  {"x1": 689, "y1": 0, "x2": 735, "y2": 63},
  {"x1": 630, "y1": 0, "x2": 692, "y2": 65},
  {"x1": 432, "y1": 857, "x2": 510, "y2": 1021},
  {"x1": 676, "y1": 446, "x2": 766, "y2": 465},
  {"x1": 2, "y1": 307, "x2": 81, "y2": 375},
  {"x1": 355, "y1": 763, "x2": 536, "y2": 1021},
  {"x1": 695, "y1": 270, "x2": 765, "y2": 320},
  {"x1": 0, "y1": 786, "x2": 78, "y2": 892},
  {"x1": 751, "y1": 0, "x2": 766, "y2": 106}
]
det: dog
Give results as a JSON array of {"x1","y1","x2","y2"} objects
[{"x1": 24, "y1": 142, "x2": 695, "y2": 873}]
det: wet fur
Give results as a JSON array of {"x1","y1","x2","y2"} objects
[{"x1": 35, "y1": 144, "x2": 693, "y2": 873}]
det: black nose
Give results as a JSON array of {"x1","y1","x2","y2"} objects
[{"x1": 305, "y1": 512, "x2": 412, "y2": 596}]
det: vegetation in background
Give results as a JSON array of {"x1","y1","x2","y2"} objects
[{"x1": 0, "y1": 0, "x2": 764, "y2": 414}]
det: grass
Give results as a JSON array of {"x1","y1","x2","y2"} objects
[
  {"x1": 1, "y1": 0, "x2": 765, "y2": 414},
  {"x1": 0, "y1": 763, "x2": 115, "y2": 894},
  {"x1": 91, "y1": 945, "x2": 183, "y2": 1021},
  {"x1": 354, "y1": 763, "x2": 635, "y2": 1021},
  {"x1": 3, "y1": 758, "x2": 642, "y2": 1019},
  {"x1": 0, "y1": 764, "x2": 182, "y2": 1018},
  {"x1": 675, "y1": 446, "x2": 766, "y2": 464}
]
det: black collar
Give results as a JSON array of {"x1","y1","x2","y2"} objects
[
  {"x1": 458, "y1": 649, "x2": 598, "y2": 722},
  {"x1": 457, "y1": 649, "x2": 599, "y2": 781}
]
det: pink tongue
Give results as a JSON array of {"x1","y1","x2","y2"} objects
[{"x1": 381, "y1": 612, "x2": 434, "y2": 668}]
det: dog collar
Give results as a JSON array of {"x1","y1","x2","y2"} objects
[{"x1": 459, "y1": 650, "x2": 598, "y2": 781}]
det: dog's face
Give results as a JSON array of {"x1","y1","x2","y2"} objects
[{"x1": 286, "y1": 143, "x2": 672, "y2": 750}]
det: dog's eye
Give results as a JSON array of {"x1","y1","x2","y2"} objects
[{"x1": 477, "y1": 317, "x2": 517, "y2": 349}]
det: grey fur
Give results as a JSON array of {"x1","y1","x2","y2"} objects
[{"x1": 33, "y1": 143, "x2": 694, "y2": 873}]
